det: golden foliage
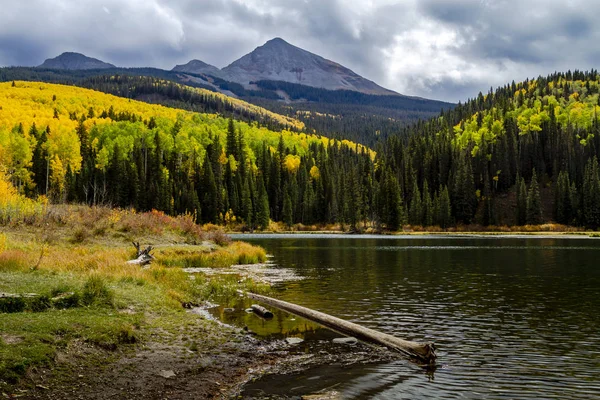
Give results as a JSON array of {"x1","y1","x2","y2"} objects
[
  {"x1": 0, "y1": 169, "x2": 45, "y2": 224},
  {"x1": 283, "y1": 154, "x2": 301, "y2": 173},
  {"x1": 309, "y1": 165, "x2": 320, "y2": 180}
]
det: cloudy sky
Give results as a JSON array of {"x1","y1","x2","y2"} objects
[{"x1": 0, "y1": 0, "x2": 598, "y2": 102}]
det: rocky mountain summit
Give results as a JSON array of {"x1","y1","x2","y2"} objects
[
  {"x1": 175, "y1": 38, "x2": 397, "y2": 95},
  {"x1": 38, "y1": 52, "x2": 115, "y2": 70},
  {"x1": 172, "y1": 59, "x2": 224, "y2": 78}
]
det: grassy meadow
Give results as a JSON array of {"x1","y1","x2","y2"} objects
[{"x1": 0, "y1": 204, "x2": 267, "y2": 391}]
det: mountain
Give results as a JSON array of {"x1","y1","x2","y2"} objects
[
  {"x1": 172, "y1": 59, "x2": 224, "y2": 78},
  {"x1": 38, "y1": 52, "x2": 115, "y2": 70},
  {"x1": 220, "y1": 38, "x2": 396, "y2": 95}
]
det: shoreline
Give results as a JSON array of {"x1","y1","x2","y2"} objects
[{"x1": 230, "y1": 230, "x2": 599, "y2": 239}]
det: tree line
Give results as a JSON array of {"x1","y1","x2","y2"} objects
[{"x1": 3, "y1": 71, "x2": 600, "y2": 230}]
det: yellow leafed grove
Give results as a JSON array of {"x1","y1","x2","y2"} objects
[{"x1": 0, "y1": 81, "x2": 373, "y2": 227}]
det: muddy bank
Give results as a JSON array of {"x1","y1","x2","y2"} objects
[
  {"x1": 12, "y1": 308, "x2": 278, "y2": 400},
  {"x1": 13, "y1": 303, "x2": 395, "y2": 400}
]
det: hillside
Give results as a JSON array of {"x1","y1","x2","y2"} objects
[
  {"x1": 2, "y1": 71, "x2": 598, "y2": 231},
  {"x1": 0, "y1": 81, "x2": 372, "y2": 228},
  {"x1": 378, "y1": 69, "x2": 600, "y2": 228}
]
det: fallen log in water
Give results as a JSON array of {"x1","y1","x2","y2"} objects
[
  {"x1": 238, "y1": 290, "x2": 436, "y2": 365},
  {"x1": 251, "y1": 304, "x2": 274, "y2": 318}
]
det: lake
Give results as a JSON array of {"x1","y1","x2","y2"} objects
[{"x1": 226, "y1": 234, "x2": 600, "y2": 399}]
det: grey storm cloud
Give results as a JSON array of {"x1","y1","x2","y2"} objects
[{"x1": 0, "y1": 0, "x2": 598, "y2": 102}]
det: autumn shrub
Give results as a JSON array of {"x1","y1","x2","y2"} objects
[
  {"x1": 208, "y1": 230, "x2": 231, "y2": 246},
  {"x1": 70, "y1": 227, "x2": 90, "y2": 243}
]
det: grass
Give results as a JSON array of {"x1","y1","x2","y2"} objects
[{"x1": 0, "y1": 205, "x2": 268, "y2": 391}]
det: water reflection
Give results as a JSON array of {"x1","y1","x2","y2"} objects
[{"x1": 229, "y1": 236, "x2": 600, "y2": 399}]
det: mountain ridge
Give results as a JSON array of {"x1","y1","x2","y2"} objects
[
  {"x1": 172, "y1": 59, "x2": 224, "y2": 78},
  {"x1": 38, "y1": 52, "x2": 115, "y2": 70},
  {"x1": 173, "y1": 37, "x2": 397, "y2": 96}
]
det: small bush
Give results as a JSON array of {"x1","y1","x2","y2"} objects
[
  {"x1": 28, "y1": 295, "x2": 52, "y2": 312},
  {"x1": 82, "y1": 276, "x2": 114, "y2": 307},
  {"x1": 117, "y1": 326, "x2": 137, "y2": 344},
  {"x1": 209, "y1": 230, "x2": 231, "y2": 246},
  {"x1": 0, "y1": 296, "x2": 26, "y2": 313},
  {"x1": 70, "y1": 227, "x2": 90, "y2": 243},
  {"x1": 52, "y1": 292, "x2": 81, "y2": 309}
]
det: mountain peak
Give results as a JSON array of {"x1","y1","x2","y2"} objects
[
  {"x1": 172, "y1": 59, "x2": 223, "y2": 76},
  {"x1": 38, "y1": 52, "x2": 115, "y2": 70},
  {"x1": 222, "y1": 38, "x2": 397, "y2": 95},
  {"x1": 264, "y1": 37, "x2": 289, "y2": 46}
]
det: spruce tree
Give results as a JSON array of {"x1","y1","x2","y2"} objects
[
  {"x1": 422, "y1": 180, "x2": 433, "y2": 226},
  {"x1": 453, "y1": 154, "x2": 477, "y2": 224},
  {"x1": 554, "y1": 170, "x2": 572, "y2": 224},
  {"x1": 241, "y1": 178, "x2": 253, "y2": 227},
  {"x1": 526, "y1": 169, "x2": 543, "y2": 224},
  {"x1": 438, "y1": 185, "x2": 452, "y2": 228},
  {"x1": 282, "y1": 191, "x2": 293, "y2": 228},
  {"x1": 582, "y1": 157, "x2": 600, "y2": 227},
  {"x1": 516, "y1": 175, "x2": 527, "y2": 225},
  {"x1": 201, "y1": 156, "x2": 218, "y2": 223},
  {"x1": 409, "y1": 180, "x2": 422, "y2": 225},
  {"x1": 256, "y1": 176, "x2": 270, "y2": 230},
  {"x1": 226, "y1": 119, "x2": 237, "y2": 159}
]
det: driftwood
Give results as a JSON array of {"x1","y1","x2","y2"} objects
[
  {"x1": 127, "y1": 242, "x2": 155, "y2": 265},
  {"x1": 239, "y1": 291, "x2": 436, "y2": 365},
  {"x1": 251, "y1": 304, "x2": 274, "y2": 318}
]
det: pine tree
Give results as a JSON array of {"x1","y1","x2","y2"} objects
[
  {"x1": 282, "y1": 190, "x2": 293, "y2": 228},
  {"x1": 481, "y1": 173, "x2": 495, "y2": 226},
  {"x1": 438, "y1": 185, "x2": 452, "y2": 228},
  {"x1": 241, "y1": 178, "x2": 253, "y2": 227},
  {"x1": 422, "y1": 180, "x2": 433, "y2": 226},
  {"x1": 516, "y1": 175, "x2": 527, "y2": 225},
  {"x1": 226, "y1": 119, "x2": 238, "y2": 159},
  {"x1": 453, "y1": 153, "x2": 477, "y2": 224},
  {"x1": 200, "y1": 156, "x2": 218, "y2": 223},
  {"x1": 554, "y1": 170, "x2": 572, "y2": 224},
  {"x1": 526, "y1": 169, "x2": 543, "y2": 224},
  {"x1": 256, "y1": 176, "x2": 270, "y2": 230},
  {"x1": 582, "y1": 157, "x2": 600, "y2": 227},
  {"x1": 409, "y1": 180, "x2": 422, "y2": 225}
]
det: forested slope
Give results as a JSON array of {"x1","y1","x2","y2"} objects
[
  {"x1": 0, "y1": 81, "x2": 371, "y2": 228},
  {"x1": 2, "y1": 71, "x2": 599, "y2": 231},
  {"x1": 378, "y1": 70, "x2": 600, "y2": 228}
]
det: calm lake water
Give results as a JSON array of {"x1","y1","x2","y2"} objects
[{"x1": 226, "y1": 234, "x2": 600, "y2": 399}]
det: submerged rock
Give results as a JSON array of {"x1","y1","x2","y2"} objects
[
  {"x1": 332, "y1": 337, "x2": 358, "y2": 345},
  {"x1": 286, "y1": 337, "x2": 304, "y2": 345},
  {"x1": 302, "y1": 391, "x2": 341, "y2": 400}
]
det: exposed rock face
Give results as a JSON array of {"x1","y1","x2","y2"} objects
[
  {"x1": 172, "y1": 59, "x2": 224, "y2": 78},
  {"x1": 222, "y1": 38, "x2": 396, "y2": 95},
  {"x1": 38, "y1": 52, "x2": 115, "y2": 70},
  {"x1": 176, "y1": 38, "x2": 398, "y2": 95}
]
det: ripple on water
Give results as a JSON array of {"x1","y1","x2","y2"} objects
[{"x1": 236, "y1": 236, "x2": 600, "y2": 399}]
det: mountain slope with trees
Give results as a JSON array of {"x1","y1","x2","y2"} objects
[
  {"x1": 0, "y1": 81, "x2": 371, "y2": 229},
  {"x1": 1, "y1": 71, "x2": 599, "y2": 231},
  {"x1": 378, "y1": 69, "x2": 600, "y2": 228}
]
